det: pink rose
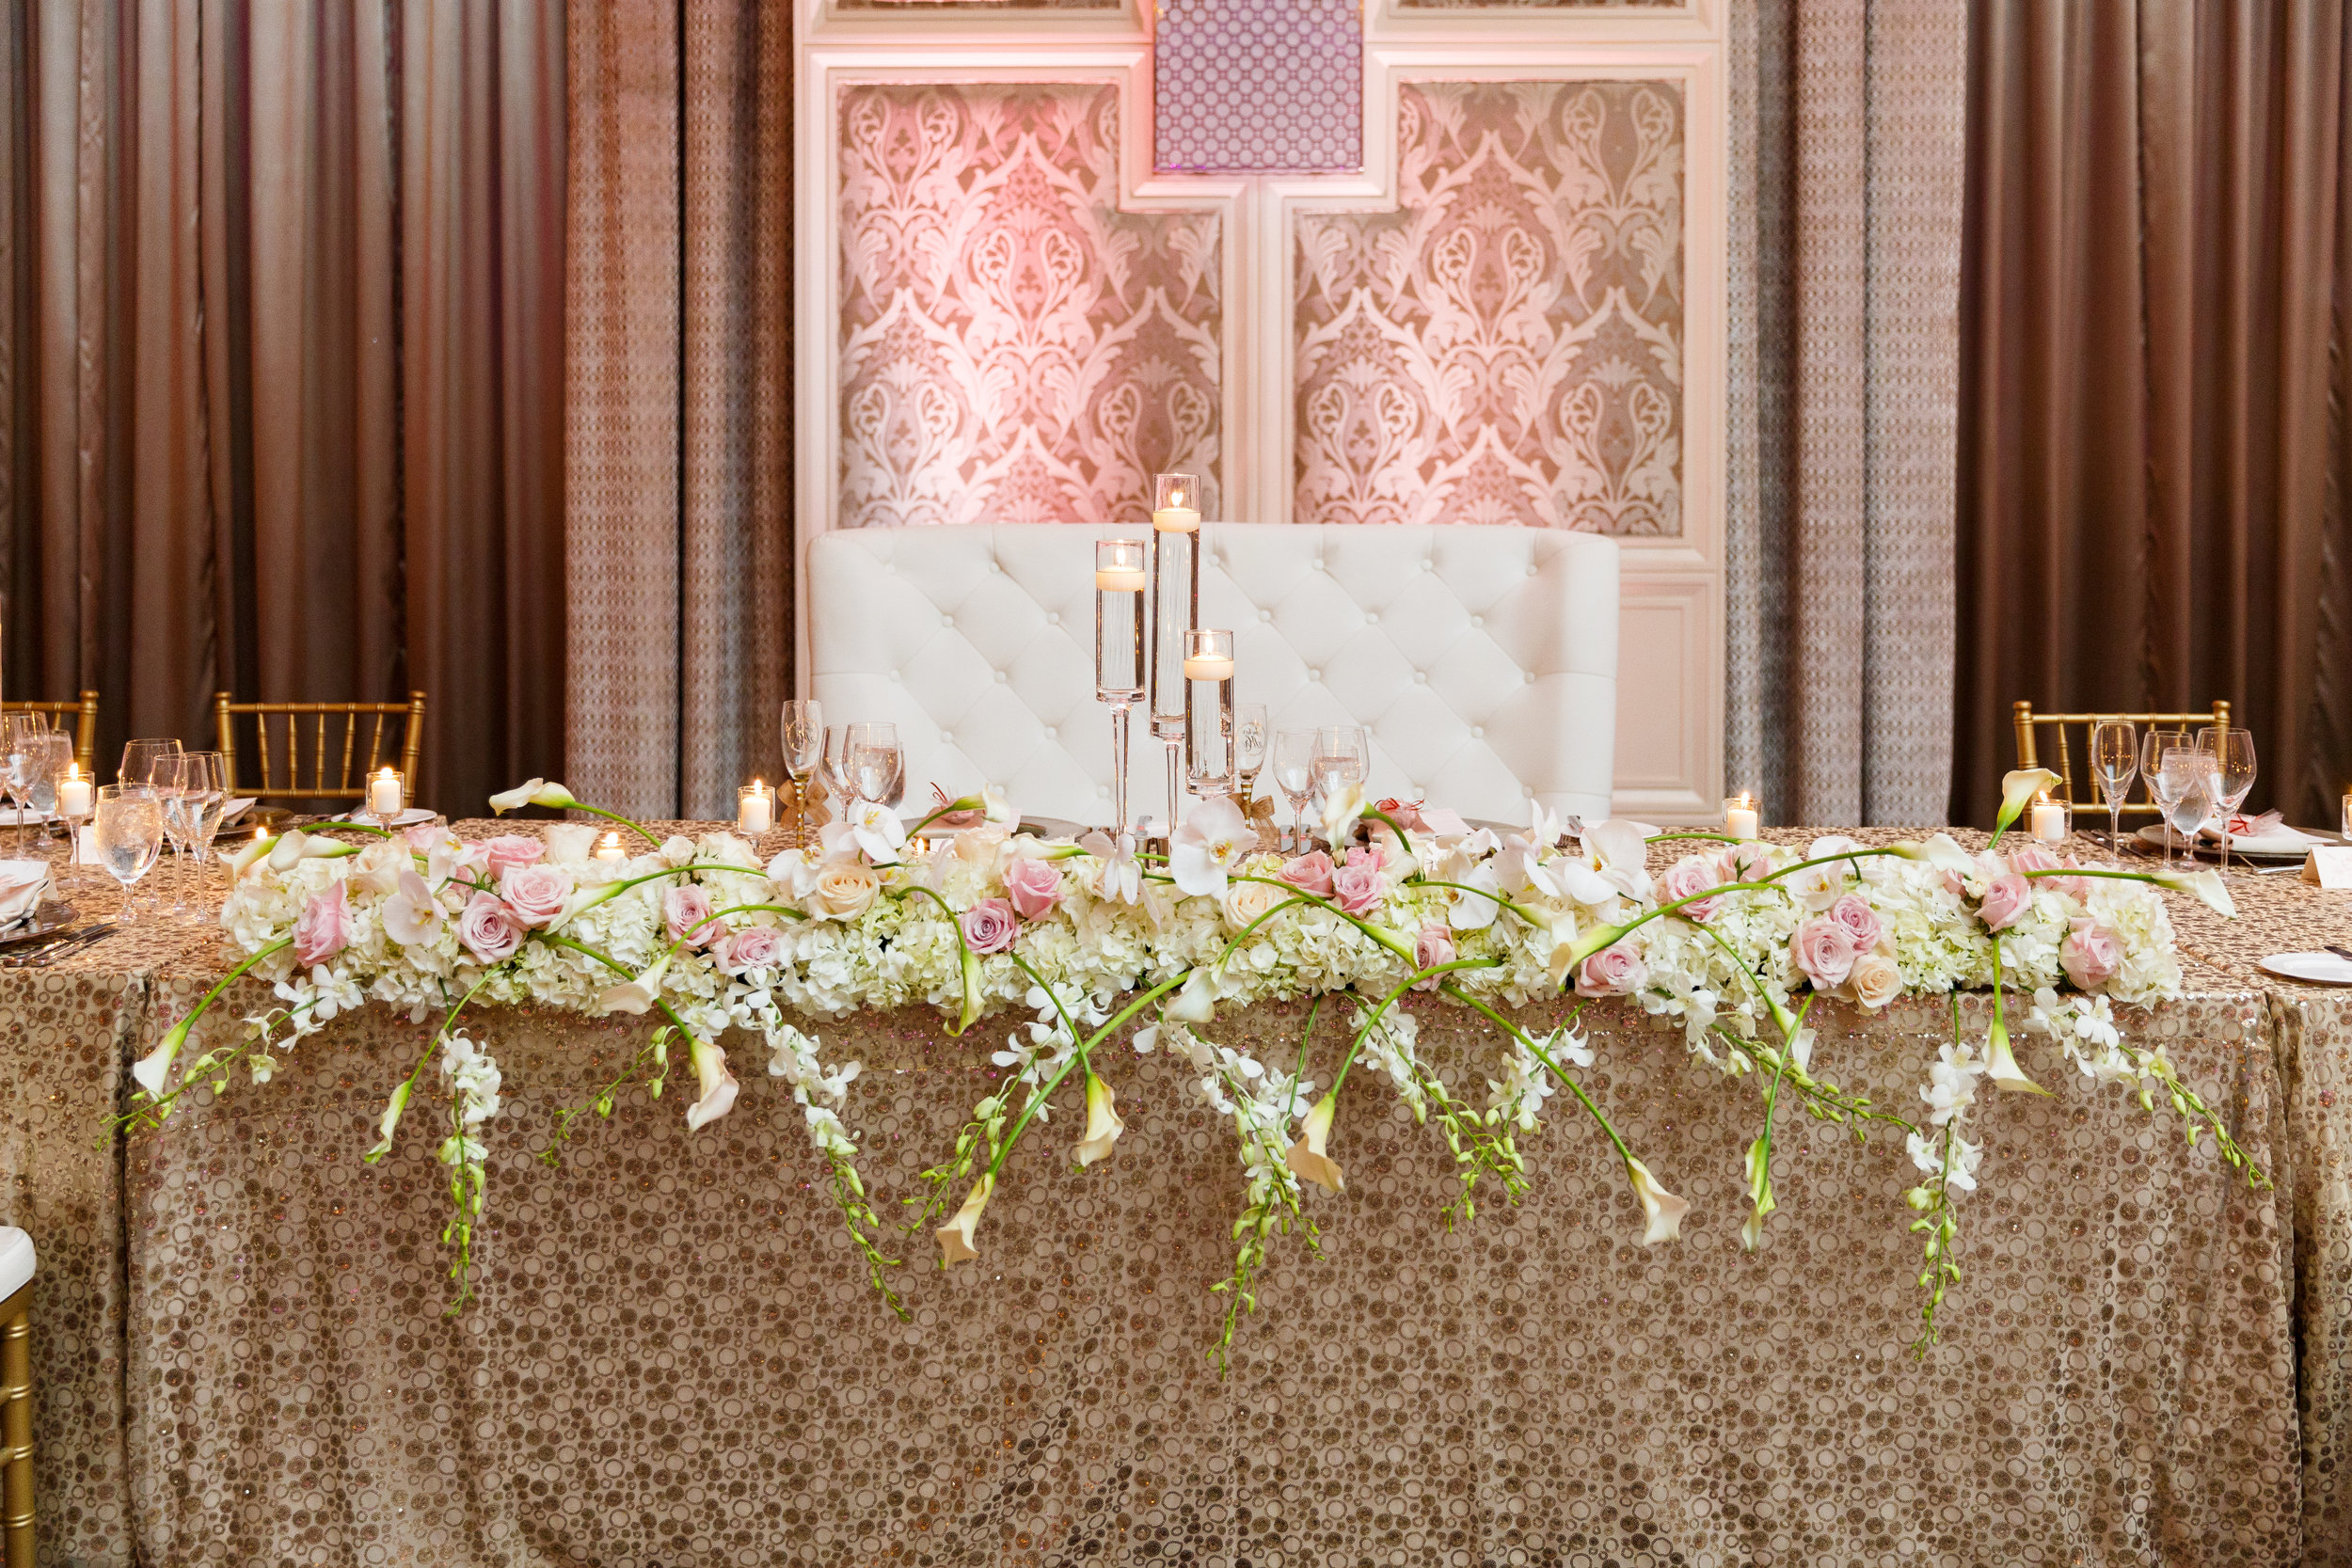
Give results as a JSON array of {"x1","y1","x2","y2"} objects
[
  {"x1": 403, "y1": 822, "x2": 443, "y2": 853},
  {"x1": 1792, "y1": 915, "x2": 1859, "y2": 990},
  {"x1": 960, "y1": 897, "x2": 1019, "y2": 955},
  {"x1": 1827, "y1": 892, "x2": 1883, "y2": 954},
  {"x1": 1330, "y1": 855, "x2": 1387, "y2": 915},
  {"x1": 1003, "y1": 855, "x2": 1064, "y2": 920},
  {"x1": 665, "y1": 884, "x2": 721, "y2": 947},
  {"x1": 1413, "y1": 923, "x2": 1455, "y2": 990},
  {"x1": 1576, "y1": 942, "x2": 1648, "y2": 998},
  {"x1": 500, "y1": 863, "x2": 571, "y2": 927},
  {"x1": 1278, "y1": 850, "x2": 1336, "y2": 899},
  {"x1": 716, "y1": 925, "x2": 787, "y2": 974},
  {"x1": 2060, "y1": 917, "x2": 2122, "y2": 990},
  {"x1": 457, "y1": 893, "x2": 525, "y2": 964},
  {"x1": 294, "y1": 883, "x2": 351, "y2": 968},
  {"x1": 1978, "y1": 871, "x2": 2031, "y2": 932},
  {"x1": 2008, "y1": 846, "x2": 2060, "y2": 875},
  {"x1": 1657, "y1": 856, "x2": 1724, "y2": 922},
  {"x1": 483, "y1": 834, "x2": 545, "y2": 874}
]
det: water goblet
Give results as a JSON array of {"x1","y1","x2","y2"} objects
[
  {"x1": 0, "y1": 716, "x2": 44, "y2": 857},
  {"x1": 1233, "y1": 704, "x2": 1268, "y2": 810},
  {"x1": 119, "y1": 736, "x2": 182, "y2": 787},
  {"x1": 2156, "y1": 747, "x2": 2213, "y2": 870},
  {"x1": 94, "y1": 784, "x2": 164, "y2": 925}
]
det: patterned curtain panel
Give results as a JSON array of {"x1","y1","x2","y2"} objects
[
  {"x1": 1724, "y1": 0, "x2": 1968, "y2": 827},
  {"x1": 565, "y1": 0, "x2": 792, "y2": 820}
]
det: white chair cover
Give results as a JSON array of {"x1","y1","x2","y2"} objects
[
  {"x1": 0, "y1": 1227, "x2": 31, "y2": 1300},
  {"x1": 807, "y1": 523, "x2": 1618, "y2": 826}
]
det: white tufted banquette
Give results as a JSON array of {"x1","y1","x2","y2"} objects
[{"x1": 806, "y1": 524, "x2": 1618, "y2": 826}]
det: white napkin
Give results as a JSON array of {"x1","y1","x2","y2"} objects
[
  {"x1": 2198, "y1": 810, "x2": 2332, "y2": 853},
  {"x1": 0, "y1": 860, "x2": 54, "y2": 927}
]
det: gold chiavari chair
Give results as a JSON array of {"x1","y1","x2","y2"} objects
[
  {"x1": 0, "y1": 691, "x2": 99, "y2": 774},
  {"x1": 214, "y1": 691, "x2": 427, "y2": 811},
  {"x1": 2010, "y1": 699, "x2": 2233, "y2": 818},
  {"x1": 1, "y1": 1227, "x2": 32, "y2": 1568}
]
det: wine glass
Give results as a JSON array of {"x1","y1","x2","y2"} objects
[
  {"x1": 1273, "y1": 730, "x2": 1317, "y2": 854},
  {"x1": 0, "y1": 716, "x2": 45, "y2": 857},
  {"x1": 845, "y1": 722, "x2": 903, "y2": 808},
  {"x1": 2140, "y1": 728, "x2": 2187, "y2": 864},
  {"x1": 26, "y1": 733, "x2": 70, "y2": 849},
  {"x1": 119, "y1": 736, "x2": 183, "y2": 787},
  {"x1": 2196, "y1": 725, "x2": 2258, "y2": 874},
  {"x1": 2158, "y1": 748, "x2": 2214, "y2": 869},
  {"x1": 1310, "y1": 724, "x2": 1369, "y2": 806},
  {"x1": 818, "y1": 726, "x2": 855, "y2": 821},
  {"x1": 2090, "y1": 720, "x2": 2137, "y2": 853},
  {"x1": 782, "y1": 700, "x2": 823, "y2": 846},
  {"x1": 1233, "y1": 704, "x2": 1268, "y2": 809},
  {"x1": 94, "y1": 784, "x2": 164, "y2": 925},
  {"x1": 177, "y1": 752, "x2": 230, "y2": 908},
  {"x1": 152, "y1": 754, "x2": 195, "y2": 915}
]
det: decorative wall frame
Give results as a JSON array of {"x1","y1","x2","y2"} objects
[{"x1": 796, "y1": 0, "x2": 1726, "y2": 820}]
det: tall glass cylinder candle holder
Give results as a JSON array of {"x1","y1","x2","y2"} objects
[
  {"x1": 1184, "y1": 629, "x2": 1236, "y2": 796},
  {"x1": 1095, "y1": 538, "x2": 1148, "y2": 832},
  {"x1": 1149, "y1": 473, "x2": 1201, "y2": 823}
]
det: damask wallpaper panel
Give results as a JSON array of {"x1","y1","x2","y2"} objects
[
  {"x1": 1295, "y1": 80, "x2": 1685, "y2": 533},
  {"x1": 837, "y1": 83, "x2": 1222, "y2": 528}
]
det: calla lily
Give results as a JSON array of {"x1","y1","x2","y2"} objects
[
  {"x1": 1889, "y1": 832, "x2": 1977, "y2": 875},
  {"x1": 1170, "y1": 798, "x2": 1252, "y2": 899},
  {"x1": 1982, "y1": 1013, "x2": 2048, "y2": 1095},
  {"x1": 952, "y1": 948, "x2": 982, "y2": 1037},
  {"x1": 488, "y1": 778, "x2": 580, "y2": 815},
  {"x1": 1166, "y1": 966, "x2": 1218, "y2": 1024},
  {"x1": 1740, "y1": 1134, "x2": 1777, "y2": 1251},
  {"x1": 1626, "y1": 1157, "x2": 1688, "y2": 1244},
  {"x1": 935, "y1": 1171, "x2": 995, "y2": 1264},
  {"x1": 1994, "y1": 768, "x2": 2062, "y2": 839},
  {"x1": 1284, "y1": 1092, "x2": 1344, "y2": 1193},
  {"x1": 366, "y1": 1079, "x2": 413, "y2": 1160},
  {"x1": 1551, "y1": 917, "x2": 1626, "y2": 987},
  {"x1": 131, "y1": 1014, "x2": 194, "y2": 1098},
  {"x1": 548, "y1": 880, "x2": 625, "y2": 932},
  {"x1": 1320, "y1": 781, "x2": 1367, "y2": 852},
  {"x1": 980, "y1": 785, "x2": 1017, "y2": 825},
  {"x1": 229, "y1": 833, "x2": 278, "y2": 879},
  {"x1": 1073, "y1": 1071, "x2": 1123, "y2": 1166},
  {"x1": 2154, "y1": 866, "x2": 2237, "y2": 917},
  {"x1": 683, "y1": 1035, "x2": 739, "y2": 1131},
  {"x1": 268, "y1": 830, "x2": 310, "y2": 873},
  {"x1": 596, "y1": 950, "x2": 672, "y2": 1014}
]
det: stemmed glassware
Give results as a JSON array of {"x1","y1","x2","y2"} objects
[
  {"x1": 1, "y1": 715, "x2": 46, "y2": 857},
  {"x1": 153, "y1": 754, "x2": 196, "y2": 915},
  {"x1": 1273, "y1": 730, "x2": 1316, "y2": 853},
  {"x1": 1095, "y1": 539, "x2": 1147, "y2": 833},
  {"x1": 119, "y1": 736, "x2": 182, "y2": 789},
  {"x1": 25, "y1": 732, "x2": 71, "y2": 852},
  {"x1": 2196, "y1": 725, "x2": 2259, "y2": 873},
  {"x1": 2154, "y1": 744, "x2": 2213, "y2": 871},
  {"x1": 845, "y1": 722, "x2": 903, "y2": 808},
  {"x1": 94, "y1": 784, "x2": 163, "y2": 925},
  {"x1": 818, "y1": 727, "x2": 855, "y2": 822},
  {"x1": 177, "y1": 752, "x2": 229, "y2": 909},
  {"x1": 1311, "y1": 725, "x2": 1369, "y2": 806},
  {"x1": 2140, "y1": 728, "x2": 2188, "y2": 865},
  {"x1": 1232, "y1": 704, "x2": 1268, "y2": 812},
  {"x1": 781, "y1": 700, "x2": 823, "y2": 846},
  {"x1": 2090, "y1": 720, "x2": 2137, "y2": 853},
  {"x1": 1149, "y1": 474, "x2": 1202, "y2": 831}
]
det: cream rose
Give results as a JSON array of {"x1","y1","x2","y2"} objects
[
  {"x1": 1848, "y1": 949, "x2": 1901, "y2": 1009},
  {"x1": 807, "y1": 860, "x2": 881, "y2": 920},
  {"x1": 1223, "y1": 877, "x2": 1282, "y2": 931}
]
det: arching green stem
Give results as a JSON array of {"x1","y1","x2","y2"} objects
[
  {"x1": 1326, "y1": 958, "x2": 1502, "y2": 1101},
  {"x1": 1438, "y1": 984, "x2": 1636, "y2": 1168}
]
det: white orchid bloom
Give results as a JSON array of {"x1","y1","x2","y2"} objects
[
  {"x1": 1284, "y1": 1092, "x2": 1344, "y2": 1193},
  {"x1": 841, "y1": 798, "x2": 906, "y2": 865},
  {"x1": 1073, "y1": 1071, "x2": 1124, "y2": 1166},
  {"x1": 488, "y1": 778, "x2": 580, "y2": 815},
  {"x1": 2154, "y1": 867, "x2": 2237, "y2": 917},
  {"x1": 683, "y1": 1035, "x2": 739, "y2": 1131},
  {"x1": 1171, "y1": 798, "x2": 1252, "y2": 899},
  {"x1": 1495, "y1": 805, "x2": 1569, "y2": 899},
  {"x1": 935, "y1": 1171, "x2": 995, "y2": 1264},
  {"x1": 1443, "y1": 860, "x2": 1502, "y2": 931},
  {"x1": 382, "y1": 870, "x2": 444, "y2": 947},
  {"x1": 1995, "y1": 768, "x2": 2062, "y2": 835},
  {"x1": 1077, "y1": 830, "x2": 1143, "y2": 904},
  {"x1": 596, "y1": 950, "x2": 672, "y2": 1015},
  {"x1": 1982, "y1": 1013, "x2": 2048, "y2": 1095},
  {"x1": 1580, "y1": 820, "x2": 1656, "y2": 902},
  {"x1": 1625, "y1": 1157, "x2": 1688, "y2": 1244}
]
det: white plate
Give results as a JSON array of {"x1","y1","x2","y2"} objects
[
  {"x1": 332, "y1": 806, "x2": 436, "y2": 828},
  {"x1": 2260, "y1": 952, "x2": 2352, "y2": 986},
  {"x1": 0, "y1": 809, "x2": 52, "y2": 826},
  {"x1": 219, "y1": 797, "x2": 257, "y2": 824},
  {"x1": 2135, "y1": 824, "x2": 2335, "y2": 862}
]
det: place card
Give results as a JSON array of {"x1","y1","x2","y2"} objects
[{"x1": 2303, "y1": 847, "x2": 2352, "y2": 888}]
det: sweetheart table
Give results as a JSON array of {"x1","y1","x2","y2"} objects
[{"x1": 5, "y1": 824, "x2": 2344, "y2": 1566}]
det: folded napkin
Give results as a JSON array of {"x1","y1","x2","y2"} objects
[
  {"x1": 2197, "y1": 810, "x2": 2332, "y2": 852},
  {"x1": 0, "y1": 860, "x2": 54, "y2": 927}
]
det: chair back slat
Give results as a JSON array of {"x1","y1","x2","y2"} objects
[
  {"x1": 2010, "y1": 700, "x2": 2233, "y2": 817},
  {"x1": 211, "y1": 692, "x2": 429, "y2": 808}
]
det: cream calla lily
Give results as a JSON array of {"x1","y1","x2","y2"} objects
[
  {"x1": 1550, "y1": 916, "x2": 1625, "y2": 987},
  {"x1": 935, "y1": 1171, "x2": 995, "y2": 1264},
  {"x1": 596, "y1": 951, "x2": 672, "y2": 1015},
  {"x1": 267, "y1": 829, "x2": 310, "y2": 873},
  {"x1": 1073, "y1": 1071, "x2": 1123, "y2": 1167},
  {"x1": 131, "y1": 1015, "x2": 194, "y2": 1099},
  {"x1": 365, "y1": 1079, "x2": 413, "y2": 1160},
  {"x1": 1284, "y1": 1092, "x2": 1345, "y2": 1193},
  {"x1": 2155, "y1": 867, "x2": 2238, "y2": 917},
  {"x1": 1740, "y1": 1134, "x2": 1777, "y2": 1251},
  {"x1": 1994, "y1": 768, "x2": 2062, "y2": 837},
  {"x1": 1166, "y1": 967, "x2": 1218, "y2": 1024},
  {"x1": 683, "y1": 1035, "x2": 739, "y2": 1131},
  {"x1": 230, "y1": 833, "x2": 278, "y2": 879},
  {"x1": 488, "y1": 778, "x2": 580, "y2": 815},
  {"x1": 1320, "y1": 781, "x2": 1367, "y2": 853},
  {"x1": 1889, "y1": 832, "x2": 1977, "y2": 875},
  {"x1": 1626, "y1": 1157, "x2": 1688, "y2": 1244},
  {"x1": 1982, "y1": 1013, "x2": 2048, "y2": 1095}
]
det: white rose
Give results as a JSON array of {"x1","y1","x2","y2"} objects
[
  {"x1": 1223, "y1": 878, "x2": 1282, "y2": 931},
  {"x1": 1848, "y1": 949, "x2": 1901, "y2": 1009},
  {"x1": 807, "y1": 861, "x2": 880, "y2": 920}
]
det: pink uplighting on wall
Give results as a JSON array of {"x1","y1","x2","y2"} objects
[{"x1": 1153, "y1": 0, "x2": 1362, "y2": 174}]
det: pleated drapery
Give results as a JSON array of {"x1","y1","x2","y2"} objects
[
  {"x1": 1954, "y1": 1, "x2": 2352, "y2": 827},
  {"x1": 0, "y1": 0, "x2": 565, "y2": 814},
  {"x1": 1724, "y1": 0, "x2": 1970, "y2": 827},
  {"x1": 564, "y1": 0, "x2": 791, "y2": 823}
]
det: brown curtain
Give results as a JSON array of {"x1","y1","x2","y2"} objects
[
  {"x1": 0, "y1": 0, "x2": 565, "y2": 814},
  {"x1": 1955, "y1": 0, "x2": 2352, "y2": 828},
  {"x1": 564, "y1": 0, "x2": 791, "y2": 823}
]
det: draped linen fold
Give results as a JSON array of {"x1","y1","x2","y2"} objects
[
  {"x1": 1955, "y1": 0, "x2": 2352, "y2": 828},
  {"x1": 0, "y1": 0, "x2": 565, "y2": 812},
  {"x1": 1725, "y1": 0, "x2": 1968, "y2": 827}
]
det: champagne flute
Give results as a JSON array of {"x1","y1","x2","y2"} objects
[
  {"x1": 1311, "y1": 725, "x2": 1369, "y2": 812},
  {"x1": 1273, "y1": 730, "x2": 1317, "y2": 854},
  {"x1": 1233, "y1": 704, "x2": 1268, "y2": 810},
  {"x1": 2140, "y1": 728, "x2": 2187, "y2": 864},
  {"x1": 2090, "y1": 720, "x2": 2137, "y2": 854},
  {"x1": 818, "y1": 726, "x2": 855, "y2": 821},
  {"x1": 782, "y1": 700, "x2": 823, "y2": 846},
  {"x1": 2196, "y1": 725, "x2": 2258, "y2": 874},
  {"x1": 94, "y1": 784, "x2": 164, "y2": 925}
]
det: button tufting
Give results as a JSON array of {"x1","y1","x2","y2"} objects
[
  {"x1": 993, "y1": 671, "x2": 1007, "y2": 683},
  {"x1": 1308, "y1": 668, "x2": 1322, "y2": 682},
  {"x1": 1315, "y1": 558, "x2": 1326, "y2": 570},
  {"x1": 1259, "y1": 609, "x2": 1271, "y2": 623},
  {"x1": 940, "y1": 614, "x2": 952, "y2": 627},
  {"x1": 1047, "y1": 611, "x2": 1059, "y2": 625},
  {"x1": 1413, "y1": 672, "x2": 1427, "y2": 685},
  {"x1": 1472, "y1": 726, "x2": 1485, "y2": 738},
  {"x1": 1470, "y1": 615, "x2": 1484, "y2": 628},
  {"x1": 941, "y1": 731, "x2": 952, "y2": 744},
  {"x1": 1364, "y1": 610, "x2": 1379, "y2": 625},
  {"x1": 891, "y1": 670, "x2": 901, "y2": 681},
  {"x1": 1043, "y1": 726, "x2": 1056, "y2": 739}
]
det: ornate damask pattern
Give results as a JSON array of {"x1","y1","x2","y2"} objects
[
  {"x1": 1154, "y1": 0, "x2": 1362, "y2": 174},
  {"x1": 1295, "y1": 80, "x2": 1685, "y2": 533},
  {"x1": 838, "y1": 84, "x2": 1222, "y2": 528}
]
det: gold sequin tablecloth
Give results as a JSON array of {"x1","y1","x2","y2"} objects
[{"x1": 9, "y1": 824, "x2": 2348, "y2": 1566}]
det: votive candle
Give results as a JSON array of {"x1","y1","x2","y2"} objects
[
  {"x1": 1184, "y1": 628, "x2": 1236, "y2": 796},
  {"x1": 369, "y1": 767, "x2": 404, "y2": 818},
  {"x1": 739, "y1": 779, "x2": 775, "y2": 835},
  {"x1": 56, "y1": 765, "x2": 91, "y2": 819},
  {"x1": 595, "y1": 831, "x2": 627, "y2": 863},
  {"x1": 2030, "y1": 793, "x2": 2067, "y2": 845},
  {"x1": 1724, "y1": 792, "x2": 1759, "y2": 842}
]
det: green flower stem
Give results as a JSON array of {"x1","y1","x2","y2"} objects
[
  {"x1": 980, "y1": 970, "x2": 1194, "y2": 1186},
  {"x1": 1002, "y1": 948, "x2": 1102, "y2": 1081},
  {"x1": 2018, "y1": 867, "x2": 2175, "y2": 886},
  {"x1": 130, "y1": 936, "x2": 296, "y2": 1106},
  {"x1": 571, "y1": 802, "x2": 664, "y2": 848},
  {"x1": 893, "y1": 883, "x2": 986, "y2": 1035},
  {"x1": 1438, "y1": 984, "x2": 1638, "y2": 1170},
  {"x1": 1327, "y1": 958, "x2": 1503, "y2": 1102},
  {"x1": 1646, "y1": 832, "x2": 1738, "y2": 846},
  {"x1": 1575, "y1": 847, "x2": 1913, "y2": 970},
  {"x1": 1405, "y1": 878, "x2": 1549, "y2": 929},
  {"x1": 1225, "y1": 873, "x2": 1417, "y2": 962},
  {"x1": 1292, "y1": 996, "x2": 1323, "y2": 1086},
  {"x1": 1363, "y1": 809, "x2": 1416, "y2": 858},
  {"x1": 1745, "y1": 989, "x2": 1820, "y2": 1234},
  {"x1": 532, "y1": 931, "x2": 705, "y2": 1050}
]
